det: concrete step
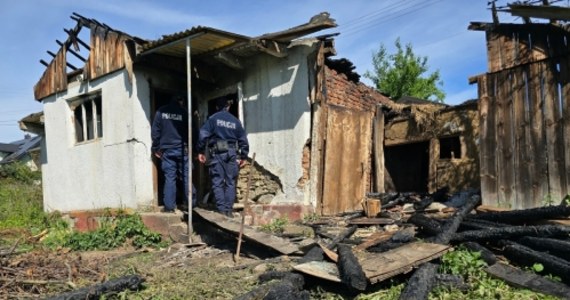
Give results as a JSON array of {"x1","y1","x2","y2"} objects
[{"x1": 140, "y1": 211, "x2": 189, "y2": 243}]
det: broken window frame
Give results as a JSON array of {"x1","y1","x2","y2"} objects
[
  {"x1": 69, "y1": 91, "x2": 103, "y2": 144},
  {"x1": 438, "y1": 135, "x2": 462, "y2": 160}
]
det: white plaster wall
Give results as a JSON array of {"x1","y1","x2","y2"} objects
[
  {"x1": 42, "y1": 70, "x2": 154, "y2": 212},
  {"x1": 242, "y1": 44, "x2": 316, "y2": 204}
]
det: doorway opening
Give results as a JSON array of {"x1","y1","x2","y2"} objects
[{"x1": 384, "y1": 141, "x2": 430, "y2": 193}]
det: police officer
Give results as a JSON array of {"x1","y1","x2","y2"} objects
[
  {"x1": 151, "y1": 94, "x2": 196, "y2": 213},
  {"x1": 197, "y1": 97, "x2": 249, "y2": 217}
]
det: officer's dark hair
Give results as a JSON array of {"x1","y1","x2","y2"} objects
[
  {"x1": 172, "y1": 94, "x2": 186, "y2": 104},
  {"x1": 215, "y1": 97, "x2": 233, "y2": 110}
]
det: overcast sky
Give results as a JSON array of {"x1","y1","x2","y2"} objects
[{"x1": 0, "y1": 0, "x2": 520, "y2": 142}]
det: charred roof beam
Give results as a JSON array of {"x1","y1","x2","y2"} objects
[{"x1": 254, "y1": 39, "x2": 288, "y2": 58}]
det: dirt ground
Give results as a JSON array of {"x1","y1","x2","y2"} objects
[{"x1": 0, "y1": 240, "x2": 309, "y2": 299}]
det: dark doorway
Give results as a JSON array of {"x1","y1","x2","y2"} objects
[{"x1": 384, "y1": 141, "x2": 430, "y2": 193}]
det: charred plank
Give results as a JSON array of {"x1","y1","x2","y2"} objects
[
  {"x1": 337, "y1": 244, "x2": 367, "y2": 291},
  {"x1": 408, "y1": 214, "x2": 442, "y2": 236},
  {"x1": 461, "y1": 242, "x2": 497, "y2": 265},
  {"x1": 486, "y1": 263, "x2": 570, "y2": 299},
  {"x1": 398, "y1": 262, "x2": 438, "y2": 300},
  {"x1": 452, "y1": 225, "x2": 570, "y2": 243},
  {"x1": 45, "y1": 274, "x2": 144, "y2": 300},
  {"x1": 501, "y1": 240, "x2": 570, "y2": 284},
  {"x1": 235, "y1": 271, "x2": 309, "y2": 300},
  {"x1": 399, "y1": 193, "x2": 480, "y2": 300},
  {"x1": 472, "y1": 203, "x2": 570, "y2": 223},
  {"x1": 517, "y1": 236, "x2": 570, "y2": 261}
]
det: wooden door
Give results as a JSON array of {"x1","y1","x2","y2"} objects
[{"x1": 321, "y1": 105, "x2": 373, "y2": 215}]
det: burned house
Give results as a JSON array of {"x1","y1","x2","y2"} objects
[
  {"x1": 381, "y1": 97, "x2": 480, "y2": 195},
  {"x1": 469, "y1": 5, "x2": 570, "y2": 209},
  {"x1": 29, "y1": 12, "x2": 398, "y2": 220}
]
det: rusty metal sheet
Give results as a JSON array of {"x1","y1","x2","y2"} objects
[{"x1": 321, "y1": 105, "x2": 373, "y2": 215}]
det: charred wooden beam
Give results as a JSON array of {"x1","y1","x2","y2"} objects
[
  {"x1": 40, "y1": 59, "x2": 49, "y2": 67},
  {"x1": 399, "y1": 193, "x2": 480, "y2": 300},
  {"x1": 214, "y1": 52, "x2": 243, "y2": 70},
  {"x1": 398, "y1": 262, "x2": 438, "y2": 300},
  {"x1": 408, "y1": 214, "x2": 442, "y2": 236},
  {"x1": 500, "y1": 241, "x2": 570, "y2": 284},
  {"x1": 452, "y1": 225, "x2": 570, "y2": 243},
  {"x1": 337, "y1": 244, "x2": 367, "y2": 291},
  {"x1": 517, "y1": 236, "x2": 570, "y2": 262},
  {"x1": 459, "y1": 218, "x2": 507, "y2": 231},
  {"x1": 486, "y1": 263, "x2": 570, "y2": 299},
  {"x1": 326, "y1": 225, "x2": 357, "y2": 250},
  {"x1": 235, "y1": 271, "x2": 309, "y2": 300},
  {"x1": 461, "y1": 242, "x2": 497, "y2": 266},
  {"x1": 471, "y1": 203, "x2": 570, "y2": 223},
  {"x1": 64, "y1": 28, "x2": 91, "y2": 51},
  {"x1": 56, "y1": 40, "x2": 87, "y2": 62},
  {"x1": 433, "y1": 194, "x2": 481, "y2": 244},
  {"x1": 45, "y1": 51, "x2": 78, "y2": 70},
  {"x1": 45, "y1": 274, "x2": 144, "y2": 300}
]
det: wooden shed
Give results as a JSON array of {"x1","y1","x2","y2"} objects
[{"x1": 469, "y1": 20, "x2": 570, "y2": 208}]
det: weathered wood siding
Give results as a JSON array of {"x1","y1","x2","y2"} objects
[
  {"x1": 33, "y1": 47, "x2": 68, "y2": 100},
  {"x1": 34, "y1": 24, "x2": 130, "y2": 101},
  {"x1": 475, "y1": 23, "x2": 570, "y2": 208},
  {"x1": 86, "y1": 25, "x2": 129, "y2": 80}
]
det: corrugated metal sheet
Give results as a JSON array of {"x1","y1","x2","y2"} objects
[{"x1": 140, "y1": 26, "x2": 251, "y2": 57}]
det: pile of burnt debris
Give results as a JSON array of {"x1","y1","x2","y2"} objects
[{"x1": 231, "y1": 189, "x2": 570, "y2": 300}]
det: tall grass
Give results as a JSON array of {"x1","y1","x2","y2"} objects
[{"x1": 0, "y1": 162, "x2": 46, "y2": 231}]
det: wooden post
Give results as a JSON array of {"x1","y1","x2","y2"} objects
[
  {"x1": 373, "y1": 104, "x2": 385, "y2": 193},
  {"x1": 235, "y1": 153, "x2": 256, "y2": 262}
]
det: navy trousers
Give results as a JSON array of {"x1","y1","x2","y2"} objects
[
  {"x1": 208, "y1": 149, "x2": 239, "y2": 213},
  {"x1": 161, "y1": 147, "x2": 196, "y2": 211}
]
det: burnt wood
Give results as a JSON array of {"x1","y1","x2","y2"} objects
[
  {"x1": 408, "y1": 214, "x2": 442, "y2": 236},
  {"x1": 517, "y1": 236, "x2": 570, "y2": 261},
  {"x1": 45, "y1": 274, "x2": 144, "y2": 300},
  {"x1": 472, "y1": 204, "x2": 570, "y2": 223},
  {"x1": 452, "y1": 225, "x2": 570, "y2": 243},
  {"x1": 337, "y1": 244, "x2": 367, "y2": 291},
  {"x1": 500, "y1": 241, "x2": 570, "y2": 284},
  {"x1": 398, "y1": 263, "x2": 438, "y2": 300},
  {"x1": 461, "y1": 242, "x2": 497, "y2": 266},
  {"x1": 399, "y1": 194, "x2": 480, "y2": 299}
]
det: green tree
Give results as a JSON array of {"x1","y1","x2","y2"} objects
[{"x1": 364, "y1": 38, "x2": 445, "y2": 102}]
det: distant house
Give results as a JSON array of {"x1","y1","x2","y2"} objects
[
  {"x1": 30, "y1": 12, "x2": 397, "y2": 220},
  {"x1": 0, "y1": 135, "x2": 42, "y2": 171}
]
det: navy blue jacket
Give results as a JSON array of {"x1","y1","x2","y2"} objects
[
  {"x1": 151, "y1": 101, "x2": 188, "y2": 153},
  {"x1": 197, "y1": 110, "x2": 249, "y2": 159}
]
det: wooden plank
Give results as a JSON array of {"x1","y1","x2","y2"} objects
[
  {"x1": 475, "y1": 204, "x2": 510, "y2": 213},
  {"x1": 347, "y1": 217, "x2": 395, "y2": 226},
  {"x1": 563, "y1": 48, "x2": 570, "y2": 196},
  {"x1": 294, "y1": 242, "x2": 451, "y2": 284},
  {"x1": 495, "y1": 71, "x2": 509, "y2": 207},
  {"x1": 354, "y1": 231, "x2": 395, "y2": 252},
  {"x1": 359, "y1": 242, "x2": 451, "y2": 284},
  {"x1": 293, "y1": 261, "x2": 342, "y2": 282},
  {"x1": 373, "y1": 106, "x2": 385, "y2": 193},
  {"x1": 478, "y1": 75, "x2": 499, "y2": 206},
  {"x1": 512, "y1": 66, "x2": 531, "y2": 209},
  {"x1": 486, "y1": 31, "x2": 504, "y2": 73},
  {"x1": 193, "y1": 208, "x2": 300, "y2": 255},
  {"x1": 543, "y1": 60, "x2": 565, "y2": 202},
  {"x1": 529, "y1": 62, "x2": 549, "y2": 206},
  {"x1": 486, "y1": 263, "x2": 570, "y2": 299},
  {"x1": 318, "y1": 242, "x2": 338, "y2": 263},
  {"x1": 428, "y1": 138, "x2": 439, "y2": 193}
]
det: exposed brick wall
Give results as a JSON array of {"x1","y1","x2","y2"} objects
[{"x1": 325, "y1": 66, "x2": 391, "y2": 110}]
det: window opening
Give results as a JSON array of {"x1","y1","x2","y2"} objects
[
  {"x1": 439, "y1": 136, "x2": 461, "y2": 159},
  {"x1": 72, "y1": 92, "x2": 102, "y2": 143}
]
